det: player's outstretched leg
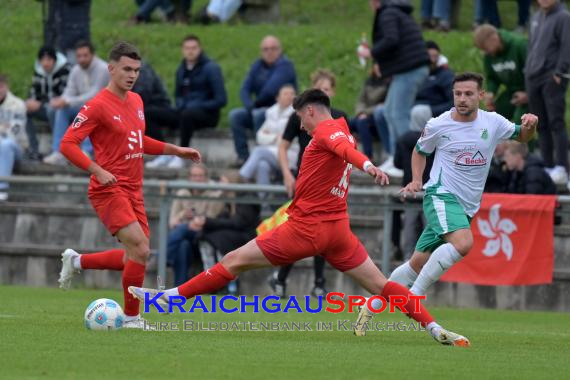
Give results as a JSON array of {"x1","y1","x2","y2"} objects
[
  {"x1": 58, "y1": 248, "x2": 126, "y2": 289},
  {"x1": 129, "y1": 239, "x2": 272, "y2": 307},
  {"x1": 346, "y1": 257, "x2": 470, "y2": 347}
]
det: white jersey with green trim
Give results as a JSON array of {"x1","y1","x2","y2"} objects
[{"x1": 415, "y1": 108, "x2": 519, "y2": 216}]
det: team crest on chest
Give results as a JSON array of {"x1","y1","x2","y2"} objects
[
  {"x1": 138, "y1": 109, "x2": 145, "y2": 121},
  {"x1": 481, "y1": 129, "x2": 488, "y2": 140}
]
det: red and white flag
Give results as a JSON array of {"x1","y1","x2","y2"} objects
[{"x1": 441, "y1": 193, "x2": 556, "y2": 286}]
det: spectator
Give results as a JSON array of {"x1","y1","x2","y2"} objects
[
  {"x1": 26, "y1": 46, "x2": 71, "y2": 160},
  {"x1": 0, "y1": 75, "x2": 27, "y2": 201},
  {"x1": 43, "y1": 0, "x2": 91, "y2": 64},
  {"x1": 147, "y1": 35, "x2": 227, "y2": 169},
  {"x1": 132, "y1": 61, "x2": 178, "y2": 142},
  {"x1": 408, "y1": 40, "x2": 454, "y2": 132},
  {"x1": 366, "y1": 0, "x2": 430, "y2": 177},
  {"x1": 484, "y1": 142, "x2": 511, "y2": 193},
  {"x1": 525, "y1": 0, "x2": 570, "y2": 186},
  {"x1": 131, "y1": 0, "x2": 192, "y2": 23},
  {"x1": 473, "y1": 0, "x2": 501, "y2": 28},
  {"x1": 197, "y1": 0, "x2": 242, "y2": 24},
  {"x1": 43, "y1": 40, "x2": 108, "y2": 165},
  {"x1": 167, "y1": 164, "x2": 227, "y2": 285},
  {"x1": 350, "y1": 64, "x2": 390, "y2": 160},
  {"x1": 239, "y1": 85, "x2": 296, "y2": 201},
  {"x1": 474, "y1": 25, "x2": 528, "y2": 124},
  {"x1": 393, "y1": 130, "x2": 433, "y2": 259},
  {"x1": 421, "y1": 0, "x2": 451, "y2": 31},
  {"x1": 503, "y1": 141, "x2": 556, "y2": 194},
  {"x1": 230, "y1": 35, "x2": 297, "y2": 165}
]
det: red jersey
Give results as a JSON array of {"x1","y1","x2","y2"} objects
[
  {"x1": 61, "y1": 89, "x2": 147, "y2": 198},
  {"x1": 287, "y1": 118, "x2": 369, "y2": 222}
]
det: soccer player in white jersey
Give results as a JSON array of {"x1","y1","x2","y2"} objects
[{"x1": 355, "y1": 72, "x2": 538, "y2": 335}]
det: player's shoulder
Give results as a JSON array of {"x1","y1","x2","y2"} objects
[
  {"x1": 425, "y1": 109, "x2": 453, "y2": 130},
  {"x1": 128, "y1": 91, "x2": 143, "y2": 104},
  {"x1": 477, "y1": 109, "x2": 511, "y2": 126},
  {"x1": 315, "y1": 118, "x2": 351, "y2": 140}
]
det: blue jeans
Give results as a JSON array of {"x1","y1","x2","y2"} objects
[
  {"x1": 372, "y1": 105, "x2": 391, "y2": 155},
  {"x1": 52, "y1": 105, "x2": 93, "y2": 154},
  {"x1": 384, "y1": 65, "x2": 429, "y2": 155},
  {"x1": 474, "y1": 0, "x2": 501, "y2": 27},
  {"x1": 421, "y1": 0, "x2": 451, "y2": 22},
  {"x1": 0, "y1": 137, "x2": 23, "y2": 191},
  {"x1": 167, "y1": 224, "x2": 198, "y2": 286},
  {"x1": 207, "y1": 0, "x2": 242, "y2": 22},
  {"x1": 135, "y1": 0, "x2": 174, "y2": 19},
  {"x1": 27, "y1": 103, "x2": 56, "y2": 155},
  {"x1": 230, "y1": 107, "x2": 267, "y2": 160}
]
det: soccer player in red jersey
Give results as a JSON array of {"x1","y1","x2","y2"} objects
[
  {"x1": 130, "y1": 89, "x2": 470, "y2": 345},
  {"x1": 57, "y1": 42, "x2": 201, "y2": 329}
]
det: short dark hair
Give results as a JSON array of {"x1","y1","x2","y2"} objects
[
  {"x1": 182, "y1": 34, "x2": 201, "y2": 45},
  {"x1": 75, "y1": 40, "x2": 95, "y2": 53},
  {"x1": 425, "y1": 40, "x2": 440, "y2": 51},
  {"x1": 453, "y1": 72, "x2": 484, "y2": 89},
  {"x1": 109, "y1": 41, "x2": 141, "y2": 62},
  {"x1": 38, "y1": 46, "x2": 57, "y2": 61},
  {"x1": 293, "y1": 89, "x2": 331, "y2": 111}
]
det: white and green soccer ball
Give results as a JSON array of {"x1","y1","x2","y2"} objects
[{"x1": 84, "y1": 298, "x2": 125, "y2": 331}]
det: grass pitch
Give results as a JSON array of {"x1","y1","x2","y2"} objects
[{"x1": 1, "y1": 286, "x2": 569, "y2": 379}]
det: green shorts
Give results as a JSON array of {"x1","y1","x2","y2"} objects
[{"x1": 415, "y1": 191, "x2": 472, "y2": 253}]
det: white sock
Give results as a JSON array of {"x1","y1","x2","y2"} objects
[
  {"x1": 427, "y1": 321, "x2": 442, "y2": 337},
  {"x1": 410, "y1": 243, "x2": 463, "y2": 296},
  {"x1": 124, "y1": 314, "x2": 140, "y2": 321},
  {"x1": 72, "y1": 255, "x2": 82, "y2": 270},
  {"x1": 388, "y1": 261, "x2": 418, "y2": 288},
  {"x1": 165, "y1": 287, "x2": 180, "y2": 298}
]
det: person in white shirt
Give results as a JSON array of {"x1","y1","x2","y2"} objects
[
  {"x1": 354, "y1": 72, "x2": 538, "y2": 336},
  {"x1": 0, "y1": 75, "x2": 28, "y2": 201},
  {"x1": 239, "y1": 85, "x2": 297, "y2": 195}
]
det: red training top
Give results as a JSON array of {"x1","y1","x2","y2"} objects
[
  {"x1": 60, "y1": 88, "x2": 165, "y2": 199},
  {"x1": 287, "y1": 118, "x2": 370, "y2": 222}
]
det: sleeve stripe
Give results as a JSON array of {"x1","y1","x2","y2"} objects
[
  {"x1": 510, "y1": 124, "x2": 521, "y2": 140},
  {"x1": 415, "y1": 143, "x2": 432, "y2": 156}
]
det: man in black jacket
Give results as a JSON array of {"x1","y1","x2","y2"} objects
[
  {"x1": 503, "y1": 141, "x2": 556, "y2": 194},
  {"x1": 364, "y1": 0, "x2": 430, "y2": 176}
]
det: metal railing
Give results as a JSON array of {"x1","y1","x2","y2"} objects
[{"x1": 2, "y1": 175, "x2": 570, "y2": 282}]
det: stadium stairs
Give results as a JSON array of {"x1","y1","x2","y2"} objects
[{"x1": 2, "y1": 127, "x2": 570, "y2": 311}]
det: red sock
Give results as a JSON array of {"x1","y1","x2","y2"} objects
[
  {"x1": 178, "y1": 263, "x2": 236, "y2": 299},
  {"x1": 80, "y1": 249, "x2": 125, "y2": 270},
  {"x1": 122, "y1": 260, "x2": 146, "y2": 317},
  {"x1": 381, "y1": 281, "x2": 434, "y2": 327}
]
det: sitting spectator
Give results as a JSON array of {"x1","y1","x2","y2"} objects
[
  {"x1": 42, "y1": 0, "x2": 91, "y2": 64},
  {"x1": 474, "y1": 25, "x2": 528, "y2": 124},
  {"x1": 421, "y1": 0, "x2": 451, "y2": 31},
  {"x1": 132, "y1": 61, "x2": 177, "y2": 142},
  {"x1": 485, "y1": 142, "x2": 511, "y2": 193},
  {"x1": 26, "y1": 46, "x2": 70, "y2": 160},
  {"x1": 350, "y1": 64, "x2": 390, "y2": 160},
  {"x1": 239, "y1": 85, "x2": 296, "y2": 201},
  {"x1": 131, "y1": 0, "x2": 192, "y2": 23},
  {"x1": 503, "y1": 141, "x2": 556, "y2": 194},
  {"x1": 167, "y1": 164, "x2": 227, "y2": 285},
  {"x1": 43, "y1": 41, "x2": 109, "y2": 165},
  {"x1": 393, "y1": 130, "x2": 434, "y2": 259},
  {"x1": 409, "y1": 40, "x2": 454, "y2": 132},
  {"x1": 147, "y1": 34, "x2": 227, "y2": 169},
  {"x1": 0, "y1": 75, "x2": 27, "y2": 201},
  {"x1": 230, "y1": 35, "x2": 296, "y2": 165},
  {"x1": 197, "y1": 0, "x2": 242, "y2": 24}
]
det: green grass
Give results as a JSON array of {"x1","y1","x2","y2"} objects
[
  {"x1": 1, "y1": 0, "x2": 568, "y2": 129},
  {"x1": 1, "y1": 285, "x2": 569, "y2": 379}
]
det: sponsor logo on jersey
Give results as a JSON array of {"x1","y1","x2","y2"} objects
[
  {"x1": 454, "y1": 150, "x2": 487, "y2": 166},
  {"x1": 72, "y1": 113, "x2": 87, "y2": 129}
]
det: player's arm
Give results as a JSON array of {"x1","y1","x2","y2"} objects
[
  {"x1": 400, "y1": 148, "x2": 427, "y2": 198},
  {"x1": 278, "y1": 138, "x2": 295, "y2": 197},
  {"x1": 516, "y1": 113, "x2": 538, "y2": 143},
  {"x1": 324, "y1": 135, "x2": 389, "y2": 186},
  {"x1": 143, "y1": 136, "x2": 201, "y2": 163}
]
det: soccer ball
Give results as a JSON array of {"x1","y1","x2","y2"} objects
[{"x1": 84, "y1": 298, "x2": 125, "y2": 331}]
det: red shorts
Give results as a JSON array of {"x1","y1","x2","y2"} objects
[
  {"x1": 89, "y1": 191, "x2": 150, "y2": 238},
  {"x1": 256, "y1": 217, "x2": 368, "y2": 272}
]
